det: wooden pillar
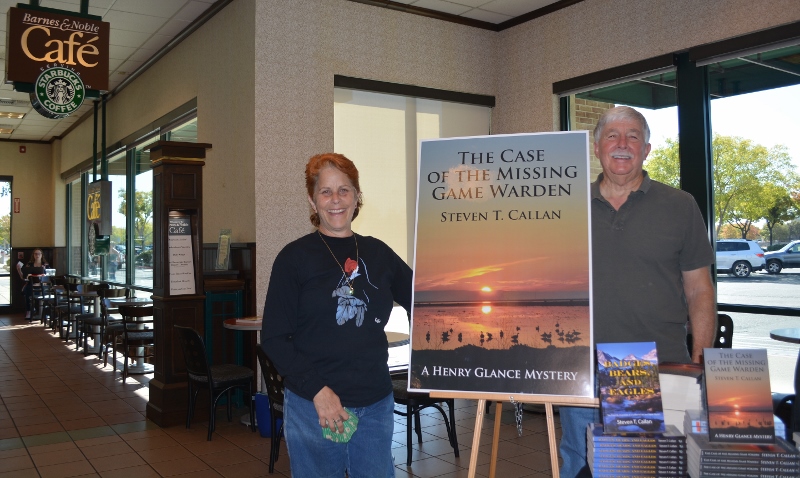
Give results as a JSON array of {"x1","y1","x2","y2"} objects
[{"x1": 146, "y1": 141, "x2": 211, "y2": 427}]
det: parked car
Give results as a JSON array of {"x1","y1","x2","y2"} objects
[
  {"x1": 764, "y1": 240, "x2": 800, "y2": 274},
  {"x1": 715, "y1": 239, "x2": 765, "y2": 278}
]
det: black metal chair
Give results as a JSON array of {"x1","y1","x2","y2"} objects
[
  {"x1": 392, "y1": 378, "x2": 459, "y2": 466},
  {"x1": 82, "y1": 287, "x2": 125, "y2": 357},
  {"x1": 686, "y1": 313, "x2": 734, "y2": 352},
  {"x1": 255, "y1": 347, "x2": 285, "y2": 473},
  {"x1": 174, "y1": 325, "x2": 256, "y2": 440}
]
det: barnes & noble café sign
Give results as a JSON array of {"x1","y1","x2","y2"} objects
[{"x1": 5, "y1": 6, "x2": 109, "y2": 119}]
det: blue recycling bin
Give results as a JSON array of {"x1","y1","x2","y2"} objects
[{"x1": 255, "y1": 393, "x2": 282, "y2": 438}]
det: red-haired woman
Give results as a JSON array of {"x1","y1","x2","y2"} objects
[{"x1": 261, "y1": 153, "x2": 411, "y2": 477}]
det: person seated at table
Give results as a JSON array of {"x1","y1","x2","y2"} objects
[
  {"x1": 261, "y1": 153, "x2": 412, "y2": 477},
  {"x1": 16, "y1": 248, "x2": 49, "y2": 320}
]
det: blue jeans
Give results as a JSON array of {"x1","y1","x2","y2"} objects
[
  {"x1": 558, "y1": 406, "x2": 599, "y2": 478},
  {"x1": 284, "y1": 389, "x2": 395, "y2": 478}
]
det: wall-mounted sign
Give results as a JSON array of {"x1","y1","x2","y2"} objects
[
  {"x1": 168, "y1": 216, "x2": 196, "y2": 296},
  {"x1": 13, "y1": 198, "x2": 20, "y2": 213},
  {"x1": 30, "y1": 65, "x2": 85, "y2": 119},
  {"x1": 5, "y1": 6, "x2": 109, "y2": 91}
]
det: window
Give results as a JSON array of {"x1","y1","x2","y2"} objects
[
  {"x1": 131, "y1": 137, "x2": 157, "y2": 289},
  {"x1": 334, "y1": 87, "x2": 492, "y2": 263},
  {"x1": 68, "y1": 176, "x2": 83, "y2": 276}
]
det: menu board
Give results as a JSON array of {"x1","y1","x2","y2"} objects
[{"x1": 168, "y1": 216, "x2": 196, "y2": 295}]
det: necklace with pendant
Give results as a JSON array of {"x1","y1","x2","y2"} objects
[{"x1": 318, "y1": 231, "x2": 359, "y2": 295}]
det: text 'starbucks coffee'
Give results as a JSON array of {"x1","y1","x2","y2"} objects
[{"x1": 30, "y1": 66, "x2": 86, "y2": 119}]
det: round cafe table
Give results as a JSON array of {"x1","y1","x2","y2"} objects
[
  {"x1": 223, "y1": 317, "x2": 262, "y2": 426},
  {"x1": 769, "y1": 328, "x2": 800, "y2": 436},
  {"x1": 111, "y1": 297, "x2": 155, "y2": 374}
]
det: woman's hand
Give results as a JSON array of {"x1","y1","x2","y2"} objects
[{"x1": 313, "y1": 386, "x2": 350, "y2": 433}]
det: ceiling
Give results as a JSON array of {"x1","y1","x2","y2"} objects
[
  {"x1": 376, "y1": 0, "x2": 562, "y2": 24},
  {"x1": 0, "y1": 0, "x2": 561, "y2": 143}
]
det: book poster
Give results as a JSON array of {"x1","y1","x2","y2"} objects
[
  {"x1": 597, "y1": 342, "x2": 666, "y2": 433},
  {"x1": 168, "y1": 216, "x2": 196, "y2": 296},
  {"x1": 410, "y1": 131, "x2": 593, "y2": 397},
  {"x1": 704, "y1": 348, "x2": 774, "y2": 444}
]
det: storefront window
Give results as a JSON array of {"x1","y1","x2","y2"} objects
[
  {"x1": 131, "y1": 138, "x2": 157, "y2": 289},
  {"x1": 69, "y1": 177, "x2": 83, "y2": 276},
  {"x1": 107, "y1": 152, "x2": 127, "y2": 283}
]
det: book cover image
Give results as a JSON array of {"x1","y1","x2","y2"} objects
[
  {"x1": 409, "y1": 132, "x2": 593, "y2": 397},
  {"x1": 597, "y1": 342, "x2": 665, "y2": 433},
  {"x1": 704, "y1": 349, "x2": 774, "y2": 444}
]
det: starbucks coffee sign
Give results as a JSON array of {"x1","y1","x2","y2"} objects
[
  {"x1": 30, "y1": 66, "x2": 86, "y2": 119},
  {"x1": 5, "y1": 5, "x2": 109, "y2": 117}
]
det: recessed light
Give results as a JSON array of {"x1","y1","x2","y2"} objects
[
  {"x1": 0, "y1": 112, "x2": 25, "y2": 119},
  {"x1": 0, "y1": 128, "x2": 13, "y2": 134}
]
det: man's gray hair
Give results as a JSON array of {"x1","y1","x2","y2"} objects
[{"x1": 593, "y1": 106, "x2": 651, "y2": 144}]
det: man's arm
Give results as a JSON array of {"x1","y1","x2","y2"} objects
[{"x1": 682, "y1": 266, "x2": 717, "y2": 363}]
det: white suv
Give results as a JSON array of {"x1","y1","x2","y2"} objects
[{"x1": 716, "y1": 239, "x2": 765, "y2": 278}]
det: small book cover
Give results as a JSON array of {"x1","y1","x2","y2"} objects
[
  {"x1": 704, "y1": 348, "x2": 775, "y2": 444},
  {"x1": 597, "y1": 342, "x2": 665, "y2": 433}
]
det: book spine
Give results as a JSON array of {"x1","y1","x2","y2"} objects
[
  {"x1": 696, "y1": 450, "x2": 799, "y2": 460},
  {"x1": 699, "y1": 463, "x2": 800, "y2": 474},
  {"x1": 696, "y1": 456, "x2": 799, "y2": 467}
]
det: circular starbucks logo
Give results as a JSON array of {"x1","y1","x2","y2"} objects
[{"x1": 30, "y1": 66, "x2": 86, "y2": 119}]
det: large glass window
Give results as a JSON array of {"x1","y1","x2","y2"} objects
[
  {"x1": 334, "y1": 88, "x2": 492, "y2": 263},
  {"x1": 131, "y1": 138, "x2": 157, "y2": 289},
  {"x1": 0, "y1": 178, "x2": 10, "y2": 306},
  {"x1": 561, "y1": 41, "x2": 800, "y2": 395},
  {"x1": 107, "y1": 152, "x2": 127, "y2": 283},
  {"x1": 68, "y1": 177, "x2": 83, "y2": 276}
]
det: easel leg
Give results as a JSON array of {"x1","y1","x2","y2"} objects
[
  {"x1": 489, "y1": 401, "x2": 503, "y2": 478},
  {"x1": 546, "y1": 403, "x2": 560, "y2": 478},
  {"x1": 468, "y1": 399, "x2": 487, "y2": 478}
]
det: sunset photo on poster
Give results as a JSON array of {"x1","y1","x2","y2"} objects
[{"x1": 410, "y1": 132, "x2": 593, "y2": 397}]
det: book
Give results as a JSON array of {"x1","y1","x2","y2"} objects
[
  {"x1": 703, "y1": 348, "x2": 775, "y2": 444},
  {"x1": 597, "y1": 342, "x2": 665, "y2": 433},
  {"x1": 687, "y1": 433, "x2": 800, "y2": 460},
  {"x1": 588, "y1": 422, "x2": 685, "y2": 444},
  {"x1": 684, "y1": 409, "x2": 787, "y2": 440}
]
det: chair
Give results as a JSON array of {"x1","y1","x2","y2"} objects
[
  {"x1": 119, "y1": 305, "x2": 155, "y2": 382},
  {"x1": 56, "y1": 283, "x2": 84, "y2": 340},
  {"x1": 30, "y1": 275, "x2": 50, "y2": 323},
  {"x1": 686, "y1": 313, "x2": 734, "y2": 352},
  {"x1": 392, "y1": 378, "x2": 459, "y2": 466},
  {"x1": 255, "y1": 347, "x2": 285, "y2": 473},
  {"x1": 72, "y1": 284, "x2": 103, "y2": 352},
  {"x1": 173, "y1": 325, "x2": 256, "y2": 440},
  {"x1": 82, "y1": 287, "x2": 126, "y2": 357}
]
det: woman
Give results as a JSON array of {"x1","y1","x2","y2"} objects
[
  {"x1": 261, "y1": 153, "x2": 412, "y2": 477},
  {"x1": 17, "y1": 248, "x2": 49, "y2": 320}
]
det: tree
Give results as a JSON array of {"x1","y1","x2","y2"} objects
[
  {"x1": 0, "y1": 214, "x2": 9, "y2": 248},
  {"x1": 761, "y1": 184, "x2": 800, "y2": 246},
  {"x1": 646, "y1": 135, "x2": 799, "y2": 238},
  {"x1": 118, "y1": 189, "x2": 153, "y2": 252}
]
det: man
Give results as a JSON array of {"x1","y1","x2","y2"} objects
[{"x1": 559, "y1": 106, "x2": 717, "y2": 477}]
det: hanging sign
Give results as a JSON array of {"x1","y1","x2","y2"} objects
[
  {"x1": 410, "y1": 131, "x2": 594, "y2": 398},
  {"x1": 30, "y1": 65, "x2": 85, "y2": 119},
  {"x1": 5, "y1": 6, "x2": 109, "y2": 90}
]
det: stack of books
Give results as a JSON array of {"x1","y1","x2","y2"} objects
[
  {"x1": 587, "y1": 423, "x2": 688, "y2": 477},
  {"x1": 687, "y1": 432, "x2": 799, "y2": 478},
  {"x1": 660, "y1": 362, "x2": 704, "y2": 434}
]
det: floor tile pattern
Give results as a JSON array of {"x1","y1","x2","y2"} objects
[{"x1": 0, "y1": 314, "x2": 562, "y2": 477}]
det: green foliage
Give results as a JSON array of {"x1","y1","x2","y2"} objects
[
  {"x1": 118, "y1": 189, "x2": 153, "y2": 249},
  {"x1": 0, "y1": 214, "x2": 9, "y2": 247},
  {"x1": 646, "y1": 135, "x2": 800, "y2": 240}
]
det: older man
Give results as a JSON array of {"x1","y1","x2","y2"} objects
[{"x1": 559, "y1": 106, "x2": 717, "y2": 477}]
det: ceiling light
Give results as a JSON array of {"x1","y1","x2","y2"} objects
[
  {"x1": 0, "y1": 128, "x2": 13, "y2": 134},
  {"x1": 0, "y1": 112, "x2": 25, "y2": 119}
]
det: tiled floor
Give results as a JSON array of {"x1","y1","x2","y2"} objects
[{"x1": 0, "y1": 313, "x2": 561, "y2": 477}]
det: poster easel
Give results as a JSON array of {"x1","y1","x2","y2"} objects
[{"x1": 429, "y1": 391, "x2": 598, "y2": 478}]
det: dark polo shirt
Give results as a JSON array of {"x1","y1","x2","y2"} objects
[{"x1": 592, "y1": 172, "x2": 713, "y2": 363}]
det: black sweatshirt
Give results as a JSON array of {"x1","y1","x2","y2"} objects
[{"x1": 261, "y1": 232, "x2": 412, "y2": 407}]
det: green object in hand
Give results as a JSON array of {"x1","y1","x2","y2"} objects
[{"x1": 321, "y1": 409, "x2": 358, "y2": 443}]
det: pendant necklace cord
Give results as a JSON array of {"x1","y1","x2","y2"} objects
[{"x1": 318, "y1": 231, "x2": 359, "y2": 295}]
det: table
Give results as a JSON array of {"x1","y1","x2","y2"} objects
[
  {"x1": 112, "y1": 297, "x2": 155, "y2": 374},
  {"x1": 223, "y1": 317, "x2": 262, "y2": 425},
  {"x1": 769, "y1": 328, "x2": 800, "y2": 435}
]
